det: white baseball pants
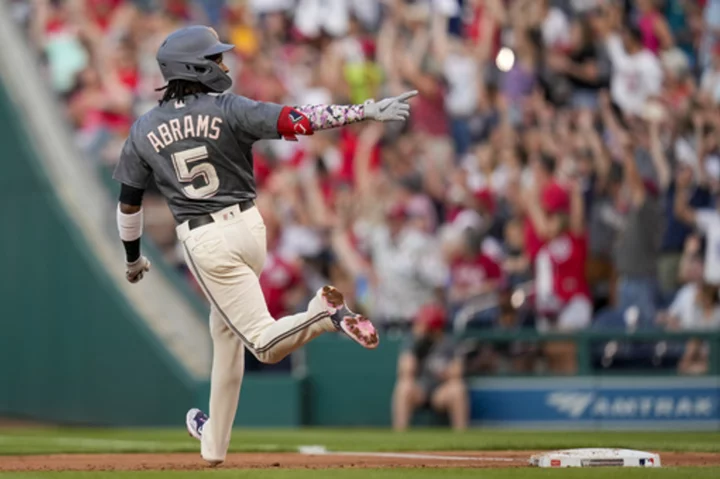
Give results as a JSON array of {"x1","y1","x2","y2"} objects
[{"x1": 176, "y1": 203, "x2": 336, "y2": 463}]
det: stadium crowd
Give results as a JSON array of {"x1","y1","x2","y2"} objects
[{"x1": 12, "y1": 0, "x2": 720, "y2": 376}]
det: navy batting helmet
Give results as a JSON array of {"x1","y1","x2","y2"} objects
[{"x1": 156, "y1": 26, "x2": 234, "y2": 93}]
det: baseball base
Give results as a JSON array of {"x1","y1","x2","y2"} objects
[{"x1": 530, "y1": 448, "x2": 661, "y2": 468}]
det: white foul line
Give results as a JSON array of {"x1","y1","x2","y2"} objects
[{"x1": 298, "y1": 448, "x2": 519, "y2": 462}]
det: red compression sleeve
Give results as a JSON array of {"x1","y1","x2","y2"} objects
[{"x1": 277, "y1": 106, "x2": 314, "y2": 141}]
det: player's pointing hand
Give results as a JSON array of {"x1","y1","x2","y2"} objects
[{"x1": 363, "y1": 90, "x2": 418, "y2": 122}]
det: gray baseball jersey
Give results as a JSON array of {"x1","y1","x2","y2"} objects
[{"x1": 113, "y1": 93, "x2": 282, "y2": 223}]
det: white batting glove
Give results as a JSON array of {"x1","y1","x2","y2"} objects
[
  {"x1": 363, "y1": 90, "x2": 418, "y2": 122},
  {"x1": 126, "y1": 256, "x2": 151, "y2": 284}
]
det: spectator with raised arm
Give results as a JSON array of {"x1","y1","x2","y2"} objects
[
  {"x1": 545, "y1": 11, "x2": 611, "y2": 110},
  {"x1": 528, "y1": 180, "x2": 591, "y2": 333},
  {"x1": 660, "y1": 115, "x2": 713, "y2": 297},
  {"x1": 613, "y1": 130, "x2": 664, "y2": 326},
  {"x1": 525, "y1": 179, "x2": 589, "y2": 374},
  {"x1": 605, "y1": 20, "x2": 664, "y2": 116},
  {"x1": 675, "y1": 169, "x2": 720, "y2": 290}
]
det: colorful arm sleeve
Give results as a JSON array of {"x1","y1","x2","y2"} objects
[{"x1": 294, "y1": 104, "x2": 366, "y2": 131}]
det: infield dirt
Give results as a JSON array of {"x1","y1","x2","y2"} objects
[{"x1": 1, "y1": 451, "x2": 720, "y2": 471}]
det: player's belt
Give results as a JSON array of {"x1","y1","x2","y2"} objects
[{"x1": 187, "y1": 200, "x2": 255, "y2": 231}]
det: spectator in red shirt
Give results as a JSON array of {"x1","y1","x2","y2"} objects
[
  {"x1": 447, "y1": 228, "x2": 502, "y2": 318},
  {"x1": 526, "y1": 181, "x2": 592, "y2": 332},
  {"x1": 525, "y1": 180, "x2": 591, "y2": 374}
]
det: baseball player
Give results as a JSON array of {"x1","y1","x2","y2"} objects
[{"x1": 113, "y1": 25, "x2": 416, "y2": 466}]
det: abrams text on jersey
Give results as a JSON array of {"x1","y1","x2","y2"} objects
[{"x1": 147, "y1": 115, "x2": 223, "y2": 153}]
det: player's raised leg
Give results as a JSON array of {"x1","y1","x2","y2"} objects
[
  {"x1": 177, "y1": 207, "x2": 379, "y2": 364},
  {"x1": 253, "y1": 285, "x2": 379, "y2": 361},
  {"x1": 186, "y1": 256, "x2": 377, "y2": 364},
  {"x1": 236, "y1": 205, "x2": 379, "y2": 354}
]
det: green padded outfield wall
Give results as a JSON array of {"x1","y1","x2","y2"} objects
[
  {"x1": 304, "y1": 336, "x2": 403, "y2": 426},
  {"x1": 0, "y1": 82, "x2": 200, "y2": 426}
]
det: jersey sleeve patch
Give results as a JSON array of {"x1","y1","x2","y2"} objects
[{"x1": 277, "y1": 106, "x2": 314, "y2": 141}]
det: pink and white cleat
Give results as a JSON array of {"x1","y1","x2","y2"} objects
[{"x1": 322, "y1": 286, "x2": 380, "y2": 349}]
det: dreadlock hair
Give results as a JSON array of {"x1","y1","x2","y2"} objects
[{"x1": 157, "y1": 80, "x2": 211, "y2": 105}]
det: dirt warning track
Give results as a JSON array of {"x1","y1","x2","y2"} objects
[{"x1": 0, "y1": 451, "x2": 719, "y2": 471}]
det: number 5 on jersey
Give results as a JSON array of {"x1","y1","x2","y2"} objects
[{"x1": 172, "y1": 146, "x2": 220, "y2": 199}]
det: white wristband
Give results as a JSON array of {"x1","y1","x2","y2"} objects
[{"x1": 117, "y1": 205, "x2": 143, "y2": 242}]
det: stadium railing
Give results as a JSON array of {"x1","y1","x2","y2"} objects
[{"x1": 459, "y1": 329, "x2": 720, "y2": 376}]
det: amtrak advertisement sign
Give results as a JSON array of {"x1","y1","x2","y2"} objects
[
  {"x1": 545, "y1": 391, "x2": 714, "y2": 420},
  {"x1": 469, "y1": 377, "x2": 720, "y2": 429}
]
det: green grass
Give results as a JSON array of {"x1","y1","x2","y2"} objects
[
  {"x1": 0, "y1": 469, "x2": 719, "y2": 479},
  {"x1": 0, "y1": 428, "x2": 719, "y2": 455},
  {"x1": 0, "y1": 429, "x2": 718, "y2": 477}
]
